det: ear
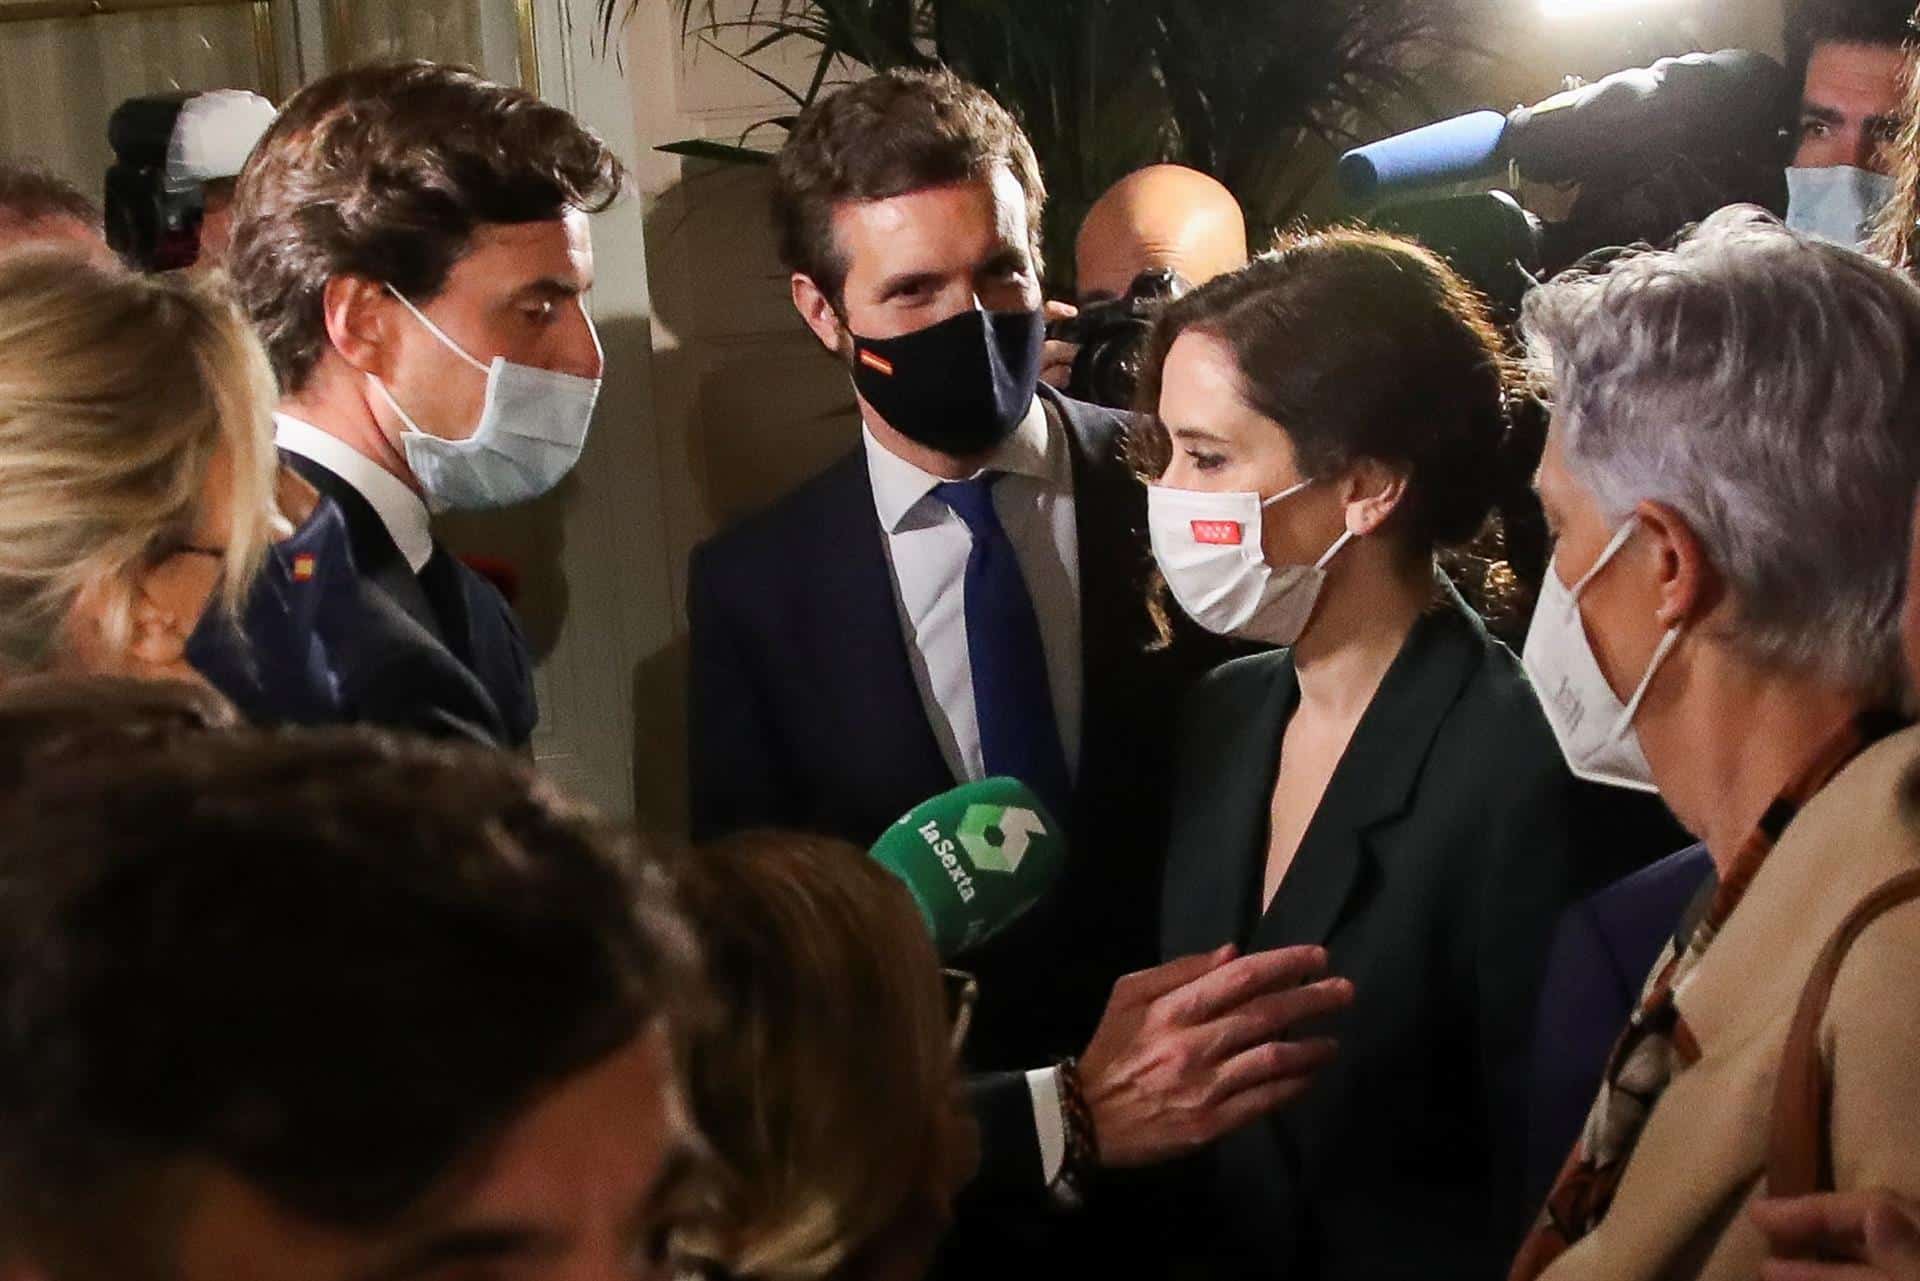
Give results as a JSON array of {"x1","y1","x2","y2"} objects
[
  {"x1": 1340, "y1": 459, "x2": 1410, "y2": 537},
  {"x1": 60, "y1": 572, "x2": 183, "y2": 676},
  {"x1": 321, "y1": 275, "x2": 401, "y2": 379},
  {"x1": 124, "y1": 588, "x2": 192, "y2": 672},
  {"x1": 1634, "y1": 499, "x2": 1721, "y2": 630},
  {"x1": 791, "y1": 273, "x2": 848, "y2": 356}
]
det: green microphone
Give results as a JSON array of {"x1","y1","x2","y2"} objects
[{"x1": 869, "y1": 777, "x2": 1067, "y2": 959}]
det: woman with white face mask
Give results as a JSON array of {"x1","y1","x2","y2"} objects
[
  {"x1": 1505, "y1": 207, "x2": 1920, "y2": 1281},
  {"x1": 1141, "y1": 229, "x2": 1618, "y2": 1281}
]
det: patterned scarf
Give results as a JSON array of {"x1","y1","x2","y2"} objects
[{"x1": 1508, "y1": 712, "x2": 1898, "y2": 1281}]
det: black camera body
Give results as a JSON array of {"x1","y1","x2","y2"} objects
[
  {"x1": 105, "y1": 94, "x2": 215, "y2": 273},
  {"x1": 1051, "y1": 267, "x2": 1191, "y2": 409}
]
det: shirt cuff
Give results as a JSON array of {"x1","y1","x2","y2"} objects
[{"x1": 1026, "y1": 1066, "x2": 1067, "y2": 1188}]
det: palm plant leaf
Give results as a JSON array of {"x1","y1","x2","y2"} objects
[{"x1": 599, "y1": 0, "x2": 1479, "y2": 285}]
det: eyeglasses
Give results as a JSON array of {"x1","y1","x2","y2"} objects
[{"x1": 941, "y1": 968, "x2": 979, "y2": 1057}]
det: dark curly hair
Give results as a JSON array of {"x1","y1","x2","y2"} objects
[
  {"x1": 0, "y1": 726, "x2": 695, "y2": 1273},
  {"x1": 772, "y1": 67, "x2": 1045, "y2": 306},
  {"x1": 229, "y1": 61, "x2": 626, "y2": 393}
]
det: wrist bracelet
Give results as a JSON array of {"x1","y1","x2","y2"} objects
[{"x1": 1053, "y1": 1056, "x2": 1099, "y2": 1209}]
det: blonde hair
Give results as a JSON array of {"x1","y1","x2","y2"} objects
[
  {"x1": 0, "y1": 249, "x2": 278, "y2": 669},
  {"x1": 668, "y1": 833, "x2": 977, "y2": 1281}
]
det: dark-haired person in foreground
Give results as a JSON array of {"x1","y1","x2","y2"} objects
[
  {"x1": 687, "y1": 67, "x2": 1347, "y2": 1273},
  {"x1": 230, "y1": 62, "x2": 625, "y2": 747},
  {"x1": 0, "y1": 727, "x2": 696, "y2": 1281}
]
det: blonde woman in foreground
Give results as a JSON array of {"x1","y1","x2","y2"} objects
[{"x1": 0, "y1": 247, "x2": 278, "y2": 682}]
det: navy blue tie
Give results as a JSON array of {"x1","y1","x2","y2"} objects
[{"x1": 931, "y1": 474, "x2": 1073, "y2": 819}]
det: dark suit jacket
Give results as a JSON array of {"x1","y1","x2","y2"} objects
[
  {"x1": 283, "y1": 451, "x2": 532, "y2": 746},
  {"x1": 1160, "y1": 588, "x2": 1593, "y2": 1281},
  {"x1": 1525, "y1": 841, "x2": 1714, "y2": 1208},
  {"x1": 687, "y1": 387, "x2": 1222, "y2": 1211}
]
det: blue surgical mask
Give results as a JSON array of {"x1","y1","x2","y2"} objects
[
  {"x1": 1785, "y1": 165, "x2": 1896, "y2": 248},
  {"x1": 370, "y1": 285, "x2": 603, "y2": 512}
]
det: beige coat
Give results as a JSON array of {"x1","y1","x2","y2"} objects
[{"x1": 1539, "y1": 724, "x2": 1920, "y2": 1281}]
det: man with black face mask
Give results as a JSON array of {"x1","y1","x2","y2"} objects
[{"x1": 687, "y1": 68, "x2": 1340, "y2": 1273}]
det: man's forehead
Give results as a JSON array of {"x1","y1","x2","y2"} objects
[
  {"x1": 837, "y1": 173, "x2": 1020, "y2": 236},
  {"x1": 1804, "y1": 41, "x2": 1908, "y2": 109},
  {"x1": 467, "y1": 213, "x2": 592, "y2": 257},
  {"x1": 447, "y1": 214, "x2": 594, "y2": 291}
]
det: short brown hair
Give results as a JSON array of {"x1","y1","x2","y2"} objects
[
  {"x1": 772, "y1": 68, "x2": 1045, "y2": 305},
  {"x1": 0, "y1": 160, "x2": 98, "y2": 231},
  {"x1": 229, "y1": 61, "x2": 627, "y2": 393}
]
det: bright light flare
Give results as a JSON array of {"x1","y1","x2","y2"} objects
[{"x1": 1539, "y1": 0, "x2": 1678, "y2": 17}]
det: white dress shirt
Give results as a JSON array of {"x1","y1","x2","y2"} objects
[
  {"x1": 274, "y1": 413, "x2": 434, "y2": 573},
  {"x1": 861, "y1": 395, "x2": 1079, "y2": 1191},
  {"x1": 861, "y1": 396, "x2": 1083, "y2": 783}
]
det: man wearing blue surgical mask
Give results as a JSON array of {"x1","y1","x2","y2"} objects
[
  {"x1": 228, "y1": 62, "x2": 622, "y2": 748},
  {"x1": 1782, "y1": 0, "x2": 1912, "y2": 247}
]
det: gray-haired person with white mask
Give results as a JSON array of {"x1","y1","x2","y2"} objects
[
  {"x1": 1509, "y1": 206, "x2": 1920, "y2": 1281},
  {"x1": 229, "y1": 62, "x2": 620, "y2": 747}
]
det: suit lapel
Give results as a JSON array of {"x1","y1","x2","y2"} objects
[
  {"x1": 809, "y1": 452, "x2": 957, "y2": 800},
  {"x1": 1050, "y1": 387, "x2": 1150, "y2": 786},
  {"x1": 1262, "y1": 585, "x2": 1486, "y2": 949},
  {"x1": 282, "y1": 451, "x2": 442, "y2": 642}
]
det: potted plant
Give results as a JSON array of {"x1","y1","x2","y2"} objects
[{"x1": 597, "y1": 0, "x2": 1474, "y2": 289}]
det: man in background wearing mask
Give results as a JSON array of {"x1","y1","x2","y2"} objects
[
  {"x1": 229, "y1": 62, "x2": 619, "y2": 748},
  {"x1": 688, "y1": 67, "x2": 1341, "y2": 1275},
  {"x1": 1783, "y1": 0, "x2": 1912, "y2": 246}
]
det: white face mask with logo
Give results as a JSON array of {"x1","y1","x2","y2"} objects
[
  {"x1": 1521, "y1": 520, "x2": 1681, "y2": 794},
  {"x1": 369, "y1": 285, "x2": 603, "y2": 512},
  {"x1": 1785, "y1": 165, "x2": 1896, "y2": 248},
  {"x1": 1148, "y1": 480, "x2": 1354, "y2": 646}
]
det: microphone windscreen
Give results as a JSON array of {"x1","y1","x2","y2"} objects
[
  {"x1": 870, "y1": 777, "x2": 1066, "y2": 959},
  {"x1": 1338, "y1": 110, "x2": 1509, "y2": 202}
]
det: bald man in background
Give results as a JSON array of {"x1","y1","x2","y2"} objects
[
  {"x1": 1074, "y1": 163, "x2": 1249, "y2": 301},
  {"x1": 1040, "y1": 164, "x2": 1250, "y2": 391}
]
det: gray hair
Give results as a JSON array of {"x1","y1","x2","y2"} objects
[{"x1": 1520, "y1": 206, "x2": 1920, "y2": 699}]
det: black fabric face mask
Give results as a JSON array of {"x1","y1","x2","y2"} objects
[
  {"x1": 185, "y1": 498, "x2": 355, "y2": 726},
  {"x1": 849, "y1": 306, "x2": 1046, "y2": 457}
]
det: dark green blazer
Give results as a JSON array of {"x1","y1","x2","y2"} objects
[{"x1": 1160, "y1": 588, "x2": 1586, "y2": 1281}]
